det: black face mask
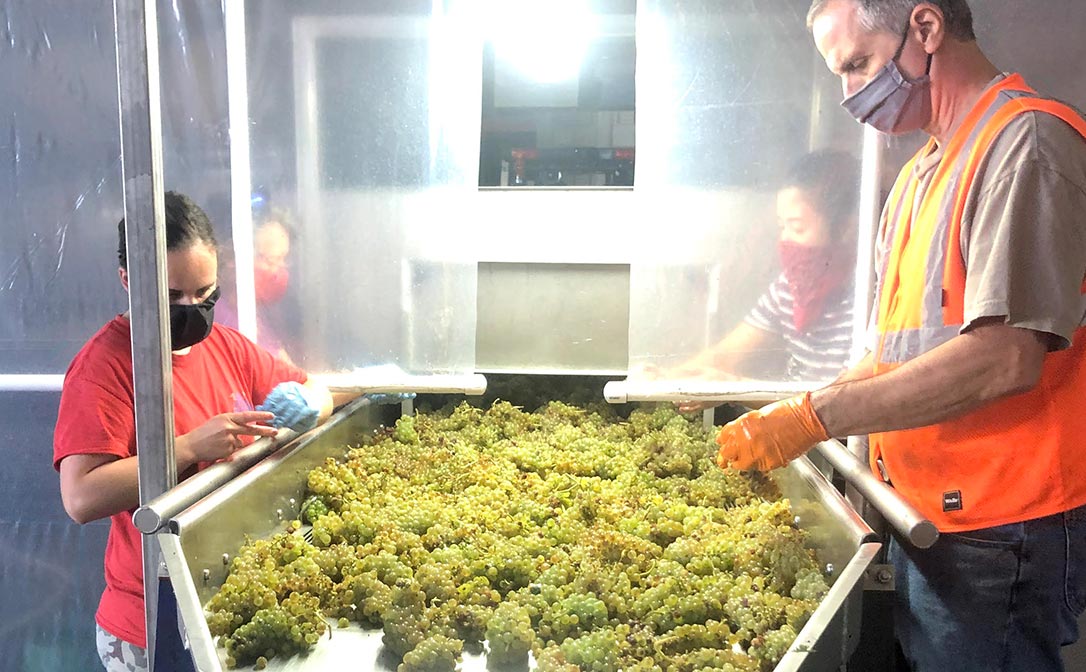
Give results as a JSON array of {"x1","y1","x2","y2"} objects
[{"x1": 169, "y1": 286, "x2": 220, "y2": 351}]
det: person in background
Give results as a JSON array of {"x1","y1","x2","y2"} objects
[
  {"x1": 716, "y1": 1, "x2": 1086, "y2": 669},
  {"x1": 53, "y1": 192, "x2": 335, "y2": 671},
  {"x1": 218, "y1": 207, "x2": 299, "y2": 365},
  {"x1": 668, "y1": 150, "x2": 861, "y2": 413}
]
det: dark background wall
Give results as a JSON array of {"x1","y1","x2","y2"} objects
[{"x1": 0, "y1": 392, "x2": 108, "y2": 671}]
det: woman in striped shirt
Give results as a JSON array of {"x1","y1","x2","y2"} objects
[{"x1": 673, "y1": 150, "x2": 861, "y2": 411}]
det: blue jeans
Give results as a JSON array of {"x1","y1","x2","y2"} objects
[{"x1": 890, "y1": 503, "x2": 1086, "y2": 671}]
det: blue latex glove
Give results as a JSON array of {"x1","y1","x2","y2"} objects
[
  {"x1": 256, "y1": 382, "x2": 320, "y2": 432},
  {"x1": 364, "y1": 392, "x2": 416, "y2": 405}
]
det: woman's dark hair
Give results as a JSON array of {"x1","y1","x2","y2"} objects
[
  {"x1": 783, "y1": 150, "x2": 861, "y2": 239},
  {"x1": 117, "y1": 191, "x2": 218, "y2": 270}
]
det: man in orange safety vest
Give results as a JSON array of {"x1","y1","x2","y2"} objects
[{"x1": 714, "y1": 1, "x2": 1086, "y2": 670}]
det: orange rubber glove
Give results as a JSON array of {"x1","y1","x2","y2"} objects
[{"x1": 715, "y1": 392, "x2": 829, "y2": 472}]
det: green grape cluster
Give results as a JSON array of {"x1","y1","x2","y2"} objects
[
  {"x1": 381, "y1": 583, "x2": 431, "y2": 657},
  {"x1": 222, "y1": 592, "x2": 325, "y2": 667},
  {"x1": 791, "y1": 567, "x2": 830, "y2": 602},
  {"x1": 559, "y1": 627, "x2": 622, "y2": 672},
  {"x1": 348, "y1": 570, "x2": 393, "y2": 626},
  {"x1": 398, "y1": 633, "x2": 463, "y2": 672},
  {"x1": 535, "y1": 644, "x2": 581, "y2": 672},
  {"x1": 655, "y1": 620, "x2": 733, "y2": 657},
  {"x1": 486, "y1": 601, "x2": 535, "y2": 665},
  {"x1": 313, "y1": 542, "x2": 362, "y2": 584},
  {"x1": 540, "y1": 593, "x2": 610, "y2": 643},
  {"x1": 274, "y1": 555, "x2": 333, "y2": 602},
  {"x1": 300, "y1": 495, "x2": 328, "y2": 524},
  {"x1": 206, "y1": 569, "x2": 276, "y2": 639},
  {"x1": 669, "y1": 646, "x2": 761, "y2": 672},
  {"x1": 207, "y1": 400, "x2": 832, "y2": 671},
  {"x1": 749, "y1": 624, "x2": 799, "y2": 667},
  {"x1": 392, "y1": 414, "x2": 420, "y2": 444}
]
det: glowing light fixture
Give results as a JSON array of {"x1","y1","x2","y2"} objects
[{"x1": 485, "y1": 0, "x2": 596, "y2": 83}]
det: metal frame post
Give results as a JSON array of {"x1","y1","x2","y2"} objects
[
  {"x1": 113, "y1": 0, "x2": 173, "y2": 668},
  {"x1": 846, "y1": 125, "x2": 886, "y2": 525}
]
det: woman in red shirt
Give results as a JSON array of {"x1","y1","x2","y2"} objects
[{"x1": 53, "y1": 191, "x2": 334, "y2": 671}]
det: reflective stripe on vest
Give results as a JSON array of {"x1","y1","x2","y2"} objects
[
  {"x1": 875, "y1": 75, "x2": 1042, "y2": 364},
  {"x1": 869, "y1": 74, "x2": 1086, "y2": 531}
]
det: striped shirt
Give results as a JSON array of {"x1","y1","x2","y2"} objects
[{"x1": 744, "y1": 273, "x2": 854, "y2": 382}]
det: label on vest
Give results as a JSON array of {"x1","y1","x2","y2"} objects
[{"x1": 943, "y1": 490, "x2": 963, "y2": 512}]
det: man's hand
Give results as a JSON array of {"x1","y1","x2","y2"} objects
[
  {"x1": 176, "y1": 411, "x2": 278, "y2": 467},
  {"x1": 257, "y1": 382, "x2": 322, "y2": 432},
  {"x1": 715, "y1": 392, "x2": 828, "y2": 471}
]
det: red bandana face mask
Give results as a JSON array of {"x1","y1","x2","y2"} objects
[
  {"x1": 254, "y1": 265, "x2": 289, "y2": 305},
  {"x1": 777, "y1": 241, "x2": 853, "y2": 332}
]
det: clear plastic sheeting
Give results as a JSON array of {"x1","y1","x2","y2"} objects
[
  {"x1": 628, "y1": 0, "x2": 863, "y2": 386},
  {"x1": 0, "y1": 0, "x2": 126, "y2": 375},
  {"x1": 260, "y1": 0, "x2": 482, "y2": 373},
  {"x1": 0, "y1": 0, "x2": 238, "y2": 378}
]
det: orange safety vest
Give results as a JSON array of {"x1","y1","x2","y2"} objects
[{"x1": 871, "y1": 73, "x2": 1086, "y2": 532}]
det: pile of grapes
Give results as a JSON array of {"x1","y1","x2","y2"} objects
[{"x1": 206, "y1": 402, "x2": 829, "y2": 671}]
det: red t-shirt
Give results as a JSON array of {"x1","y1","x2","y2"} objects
[{"x1": 53, "y1": 316, "x2": 307, "y2": 647}]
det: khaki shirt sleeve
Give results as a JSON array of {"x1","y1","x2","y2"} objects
[
  {"x1": 960, "y1": 112, "x2": 1086, "y2": 350},
  {"x1": 867, "y1": 195, "x2": 896, "y2": 354}
]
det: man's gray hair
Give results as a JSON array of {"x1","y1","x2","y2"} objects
[{"x1": 807, "y1": 0, "x2": 976, "y2": 41}]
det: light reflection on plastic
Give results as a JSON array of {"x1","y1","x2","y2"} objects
[
  {"x1": 429, "y1": 0, "x2": 484, "y2": 185},
  {"x1": 483, "y1": 0, "x2": 595, "y2": 83},
  {"x1": 630, "y1": 10, "x2": 675, "y2": 187}
]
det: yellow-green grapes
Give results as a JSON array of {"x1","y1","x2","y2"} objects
[{"x1": 206, "y1": 401, "x2": 830, "y2": 670}]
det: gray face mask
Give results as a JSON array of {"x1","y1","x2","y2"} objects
[{"x1": 842, "y1": 28, "x2": 933, "y2": 134}]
